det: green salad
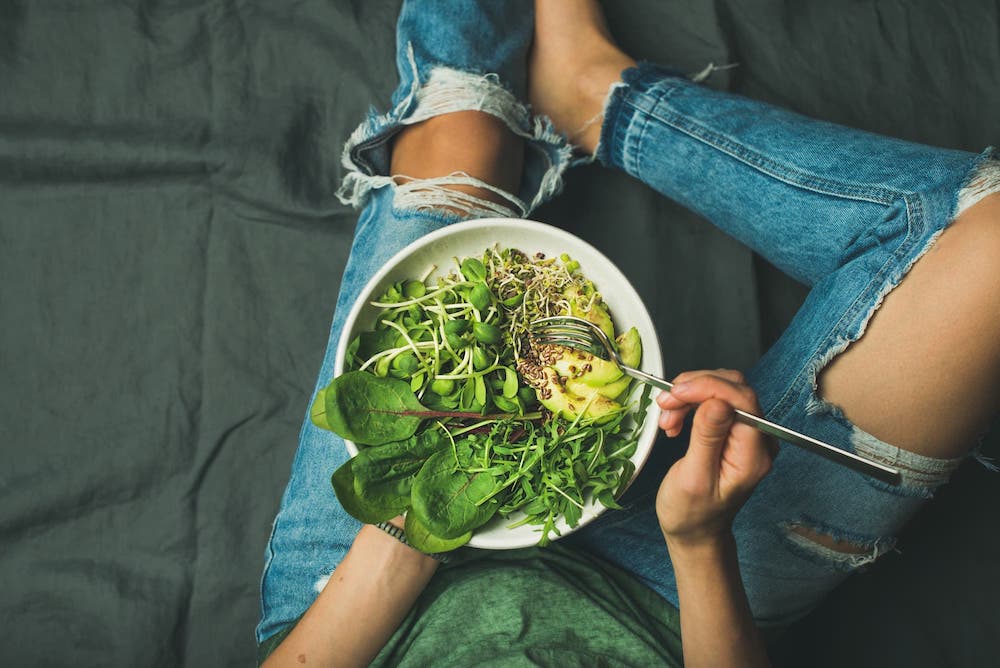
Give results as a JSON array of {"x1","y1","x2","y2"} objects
[{"x1": 311, "y1": 247, "x2": 650, "y2": 553}]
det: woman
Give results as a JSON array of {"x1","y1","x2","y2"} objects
[{"x1": 257, "y1": 1, "x2": 1000, "y2": 665}]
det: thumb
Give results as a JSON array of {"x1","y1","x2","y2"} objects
[{"x1": 687, "y1": 398, "x2": 736, "y2": 475}]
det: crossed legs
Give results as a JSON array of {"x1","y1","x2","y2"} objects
[
  {"x1": 530, "y1": 0, "x2": 999, "y2": 618},
  {"x1": 531, "y1": 0, "x2": 998, "y2": 475},
  {"x1": 348, "y1": 0, "x2": 1000, "y2": 611},
  {"x1": 260, "y1": 0, "x2": 999, "y2": 643}
]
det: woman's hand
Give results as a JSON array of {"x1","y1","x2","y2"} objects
[
  {"x1": 655, "y1": 370, "x2": 776, "y2": 547},
  {"x1": 655, "y1": 370, "x2": 775, "y2": 668}
]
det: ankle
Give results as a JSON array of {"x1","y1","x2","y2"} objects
[
  {"x1": 571, "y1": 56, "x2": 636, "y2": 153},
  {"x1": 529, "y1": 0, "x2": 635, "y2": 155}
]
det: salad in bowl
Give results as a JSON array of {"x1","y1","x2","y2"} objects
[{"x1": 312, "y1": 219, "x2": 663, "y2": 553}]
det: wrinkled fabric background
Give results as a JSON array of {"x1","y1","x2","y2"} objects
[{"x1": 1, "y1": 1, "x2": 997, "y2": 666}]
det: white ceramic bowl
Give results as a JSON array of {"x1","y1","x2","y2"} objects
[{"x1": 334, "y1": 218, "x2": 663, "y2": 549}]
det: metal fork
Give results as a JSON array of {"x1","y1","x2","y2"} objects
[{"x1": 530, "y1": 315, "x2": 901, "y2": 485}]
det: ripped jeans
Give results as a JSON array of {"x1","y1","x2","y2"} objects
[{"x1": 256, "y1": 0, "x2": 1000, "y2": 644}]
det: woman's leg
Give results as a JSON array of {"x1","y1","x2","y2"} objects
[
  {"x1": 533, "y1": 0, "x2": 1000, "y2": 625},
  {"x1": 255, "y1": 0, "x2": 573, "y2": 646}
]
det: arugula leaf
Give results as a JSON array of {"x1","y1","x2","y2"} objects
[
  {"x1": 597, "y1": 488, "x2": 623, "y2": 510},
  {"x1": 563, "y1": 497, "x2": 583, "y2": 528},
  {"x1": 614, "y1": 459, "x2": 637, "y2": 498}
]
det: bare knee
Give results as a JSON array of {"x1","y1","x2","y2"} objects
[{"x1": 389, "y1": 110, "x2": 524, "y2": 215}]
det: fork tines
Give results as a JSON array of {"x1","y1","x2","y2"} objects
[
  {"x1": 529, "y1": 315, "x2": 595, "y2": 331},
  {"x1": 532, "y1": 333, "x2": 590, "y2": 346},
  {"x1": 529, "y1": 316, "x2": 605, "y2": 355},
  {"x1": 530, "y1": 317, "x2": 593, "y2": 338}
]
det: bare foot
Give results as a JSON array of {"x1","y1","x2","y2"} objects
[{"x1": 529, "y1": 0, "x2": 636, "y2": 154}]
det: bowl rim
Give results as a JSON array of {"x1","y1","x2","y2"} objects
[{"x1": 332, "y1": 217, "x2": 664, "y2": 549}]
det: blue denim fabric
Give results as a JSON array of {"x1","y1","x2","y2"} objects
[
  {"x1": 256, "y1": 1, "x2": 565, "y2": 644},
  {"x1": 256, "y1": 189, "x2": 470, "y2": 644},
  {"x1": 566, "y1": 63, "x2": 993, "y2": 626},
  {"x1": 336, "y1": 0, "x2": 571, "y2": 218},
  {"x1": 257, "y1": 12, "x2": 994, "y2": 646}
]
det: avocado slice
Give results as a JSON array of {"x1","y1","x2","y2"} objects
[
  {"x1": 564, "y1": 285, "x2": 615, "y2": 340},
  {"x1": 552, "y1": 348, "x2": 623, "y2": 386},
  {"x1": 562, "y1": 328, "x2": 642, "y2": 401},
  {"x1": 616, "y1": 327, "x2": 642, "y2": 367},
  {"x1": 550, "y1": 326, "x2": 641, "y2": 388},
  {"x1": 536, "y1": 367, "x2": 623, "y2": 423},
  {"x1": 566, "y1": 374, "x2": 631, "y2": 401}
]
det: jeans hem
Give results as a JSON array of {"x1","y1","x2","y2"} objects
[{"x1": 596, "y1": 62, "x2": 687, "y2": 169}]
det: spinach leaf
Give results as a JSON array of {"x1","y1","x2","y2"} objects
[
  {"x1": 318, "y1": 372, "x2": 529, "y2": 445},
  {"x1": 411, "y1": 449, "x2": 500, "y2": 539},
  {"x1": 352, "y1": 431, "x2": 444, "y2": 495},
  {"x1": 310, "y1": 388, "x2": 330, "y2": 431},
  {"x1": 330, "y1": 458, "x2": 407, "y2": 524},
  {"x1": 354, "y1": 473, "x2": 412, "y2": 519},
  {"x1": 404, "y1": 512, "x2": 471, "y2": 554},
  {"x1": 322, "y1": 371, "x2": 427, "y2": 445},
  {"x1": 357, "y1": 329, "x2": 399, "y2": 360}
]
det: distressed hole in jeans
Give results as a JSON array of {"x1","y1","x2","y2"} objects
[
  {"x1": 336, "y1": 53, "x2": 574, "y2": 215},
  {"x1": 314, "y1": 572, "x2": 332, "y2": 594},
  {"x1": 782, "y1": 520, "x2": 895, "y2": 571},
  {"x1": 391, "y1": 172, "x2": 522, "y2": 219},
  {"x1": 810, "y1": 153, "x2": 1000, "y2": 478},
  {"x1": 850, "y1": 426, "x2": 964, "y2": 495},
  {"x1": 955, "y1": 155, "x2": 1000, "y2": 219},
  {"x1": 806, "y1": 389, "x2": 961, "y2": 496}
]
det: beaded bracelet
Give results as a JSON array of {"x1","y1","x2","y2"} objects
[{"x1": 373, "y1": 521, "x2": 451, "y2": 563}]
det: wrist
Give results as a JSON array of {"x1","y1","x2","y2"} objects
[
  {"x1": 664, "y1": 530, "x2": 736, "y2": 569},
  {"x1": 360, "y1": 524, "x2": 441, "y2": 573}
]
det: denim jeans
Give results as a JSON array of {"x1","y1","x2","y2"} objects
[
  {"x1": 257, "y1": 0, "x2": 999, "y2": 644},
  {"x1": 566, "y1": 63, "x2": 996, "y2": 626}
]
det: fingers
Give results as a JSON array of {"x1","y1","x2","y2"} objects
[
  {"x1": 655, "y1": 373, "x2": 776, "y2": 544},
  {"x1": 685, "y1": 397, "x2": 736, "y2": 476},
  {"x1": 669, "y1": 373, "x2": 775, "y2": 498},
  {"x1": 658, "y1": 369, "x2": 748, "y2": 408},
  {"x1": 669, "y1": 372, "x2": 761, "y2": 414},
  {"x1": 656, "y1": 369, "x2": 750, "y2": 437}
]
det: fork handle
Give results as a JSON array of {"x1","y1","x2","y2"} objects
[{"x1": 620, "y1": 367, "x2": 902, "y2": 486}]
